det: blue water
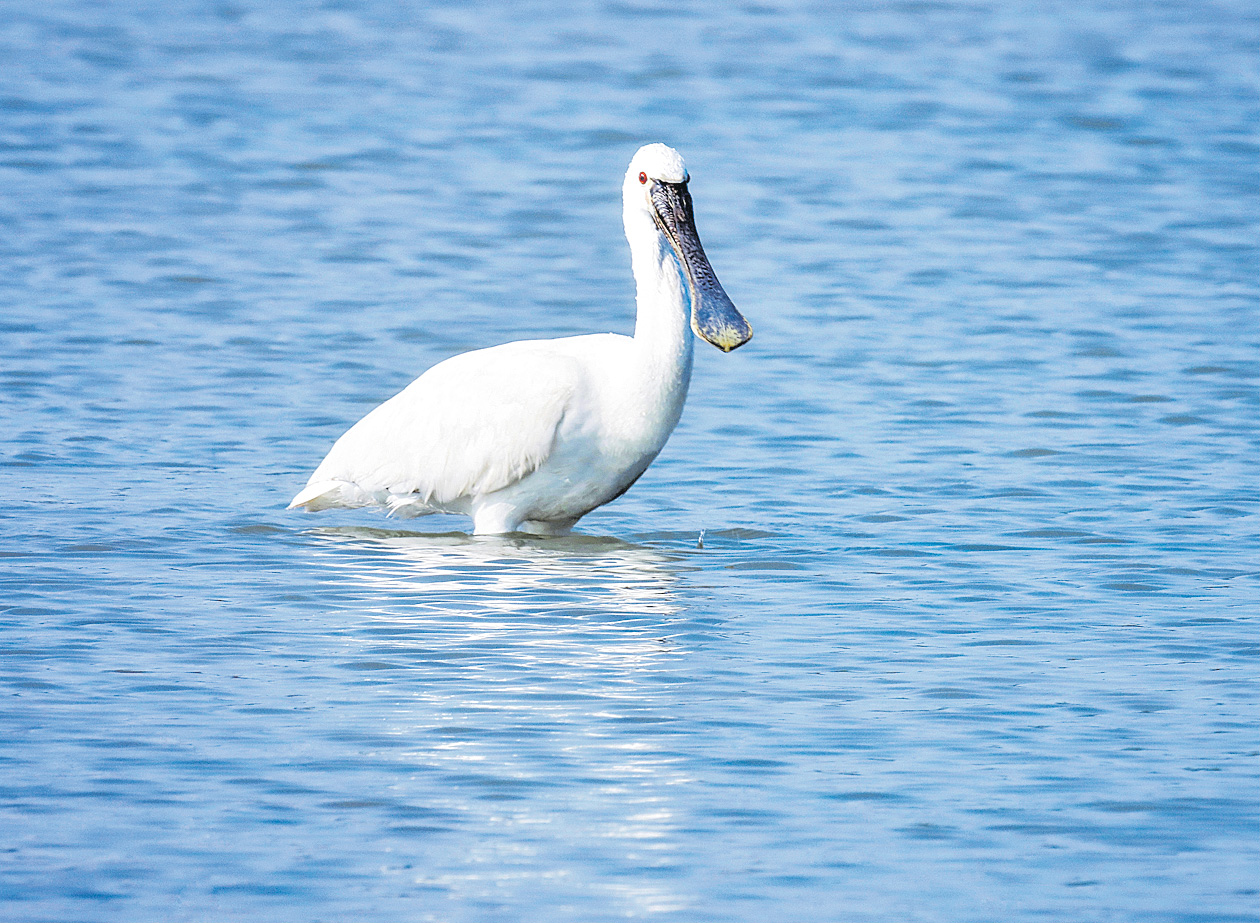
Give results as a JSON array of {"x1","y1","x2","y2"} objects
[{"x1": 2, "y1": 1, "x2": 1258, "y2": 920}]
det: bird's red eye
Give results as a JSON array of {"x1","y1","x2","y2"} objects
[{"x1": 638, "y1": 171, "x2": 647, "y2": 184}]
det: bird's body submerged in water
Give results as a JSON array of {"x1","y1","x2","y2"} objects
[{"x1": 289, "y1": 143, "x2": 752, "y2": 535}]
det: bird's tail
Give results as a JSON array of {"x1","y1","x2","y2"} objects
[{"x1": 287, "y1": 479, "x2": 348, "y2": 512}]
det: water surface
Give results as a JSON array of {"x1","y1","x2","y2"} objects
[{"x1": 1, "y1": 1, "x2": 1257, "y2": 920}]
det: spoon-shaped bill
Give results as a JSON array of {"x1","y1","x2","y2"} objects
[{"x1": 650, "y1": 181, "x2": 753, "y2": 352}]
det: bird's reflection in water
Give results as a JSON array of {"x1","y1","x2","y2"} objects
[
  {"x1": 300, "y1": 527, "x2": 702, "y2": 914},
  {"x1": 306, "y1": 526, "x2": 692, "y2": 676},
  {"x1": 306, "y1": 525, "x2": 688, "y2": 635}
]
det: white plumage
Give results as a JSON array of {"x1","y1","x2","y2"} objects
[{"x1": 289, "y1": 143, "x2": 751, "y2": 535}]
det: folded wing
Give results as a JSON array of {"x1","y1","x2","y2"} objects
[{"x1": 289, "y1": 341, "x2": 582, "y2": 515}]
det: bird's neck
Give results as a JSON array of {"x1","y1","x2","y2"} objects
[{"x1": 629, "y1": 221, "x2": 694, "y2": 387}]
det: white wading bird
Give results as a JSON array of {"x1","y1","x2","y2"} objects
[{"x1": 288, "y1": 143, "x2": 752, "y2": 535}]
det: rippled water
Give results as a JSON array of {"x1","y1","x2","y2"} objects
[{"x1": 2, "y1": 1, "x2": 1257, "y2": 920}]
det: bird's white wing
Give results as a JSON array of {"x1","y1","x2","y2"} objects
[{"x1": 292, "y1": 340, "x2": 587, "y2": 511}]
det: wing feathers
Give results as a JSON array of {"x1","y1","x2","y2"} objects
[{"x1": 292, "y1": 342, "x2": 583, "y2": 512}]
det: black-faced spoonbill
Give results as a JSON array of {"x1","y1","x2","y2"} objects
[{"x1": 288, "y1": 143, "x2": 752, "y2": 535}]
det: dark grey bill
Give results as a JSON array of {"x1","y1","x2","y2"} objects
[{"x1": 649, "y1": 180, "x2": 753, "y2": 352}]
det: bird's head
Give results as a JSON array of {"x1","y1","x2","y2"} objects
[{"x1": 624, "y1": 144, "x2": 752, "y2": 353}]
